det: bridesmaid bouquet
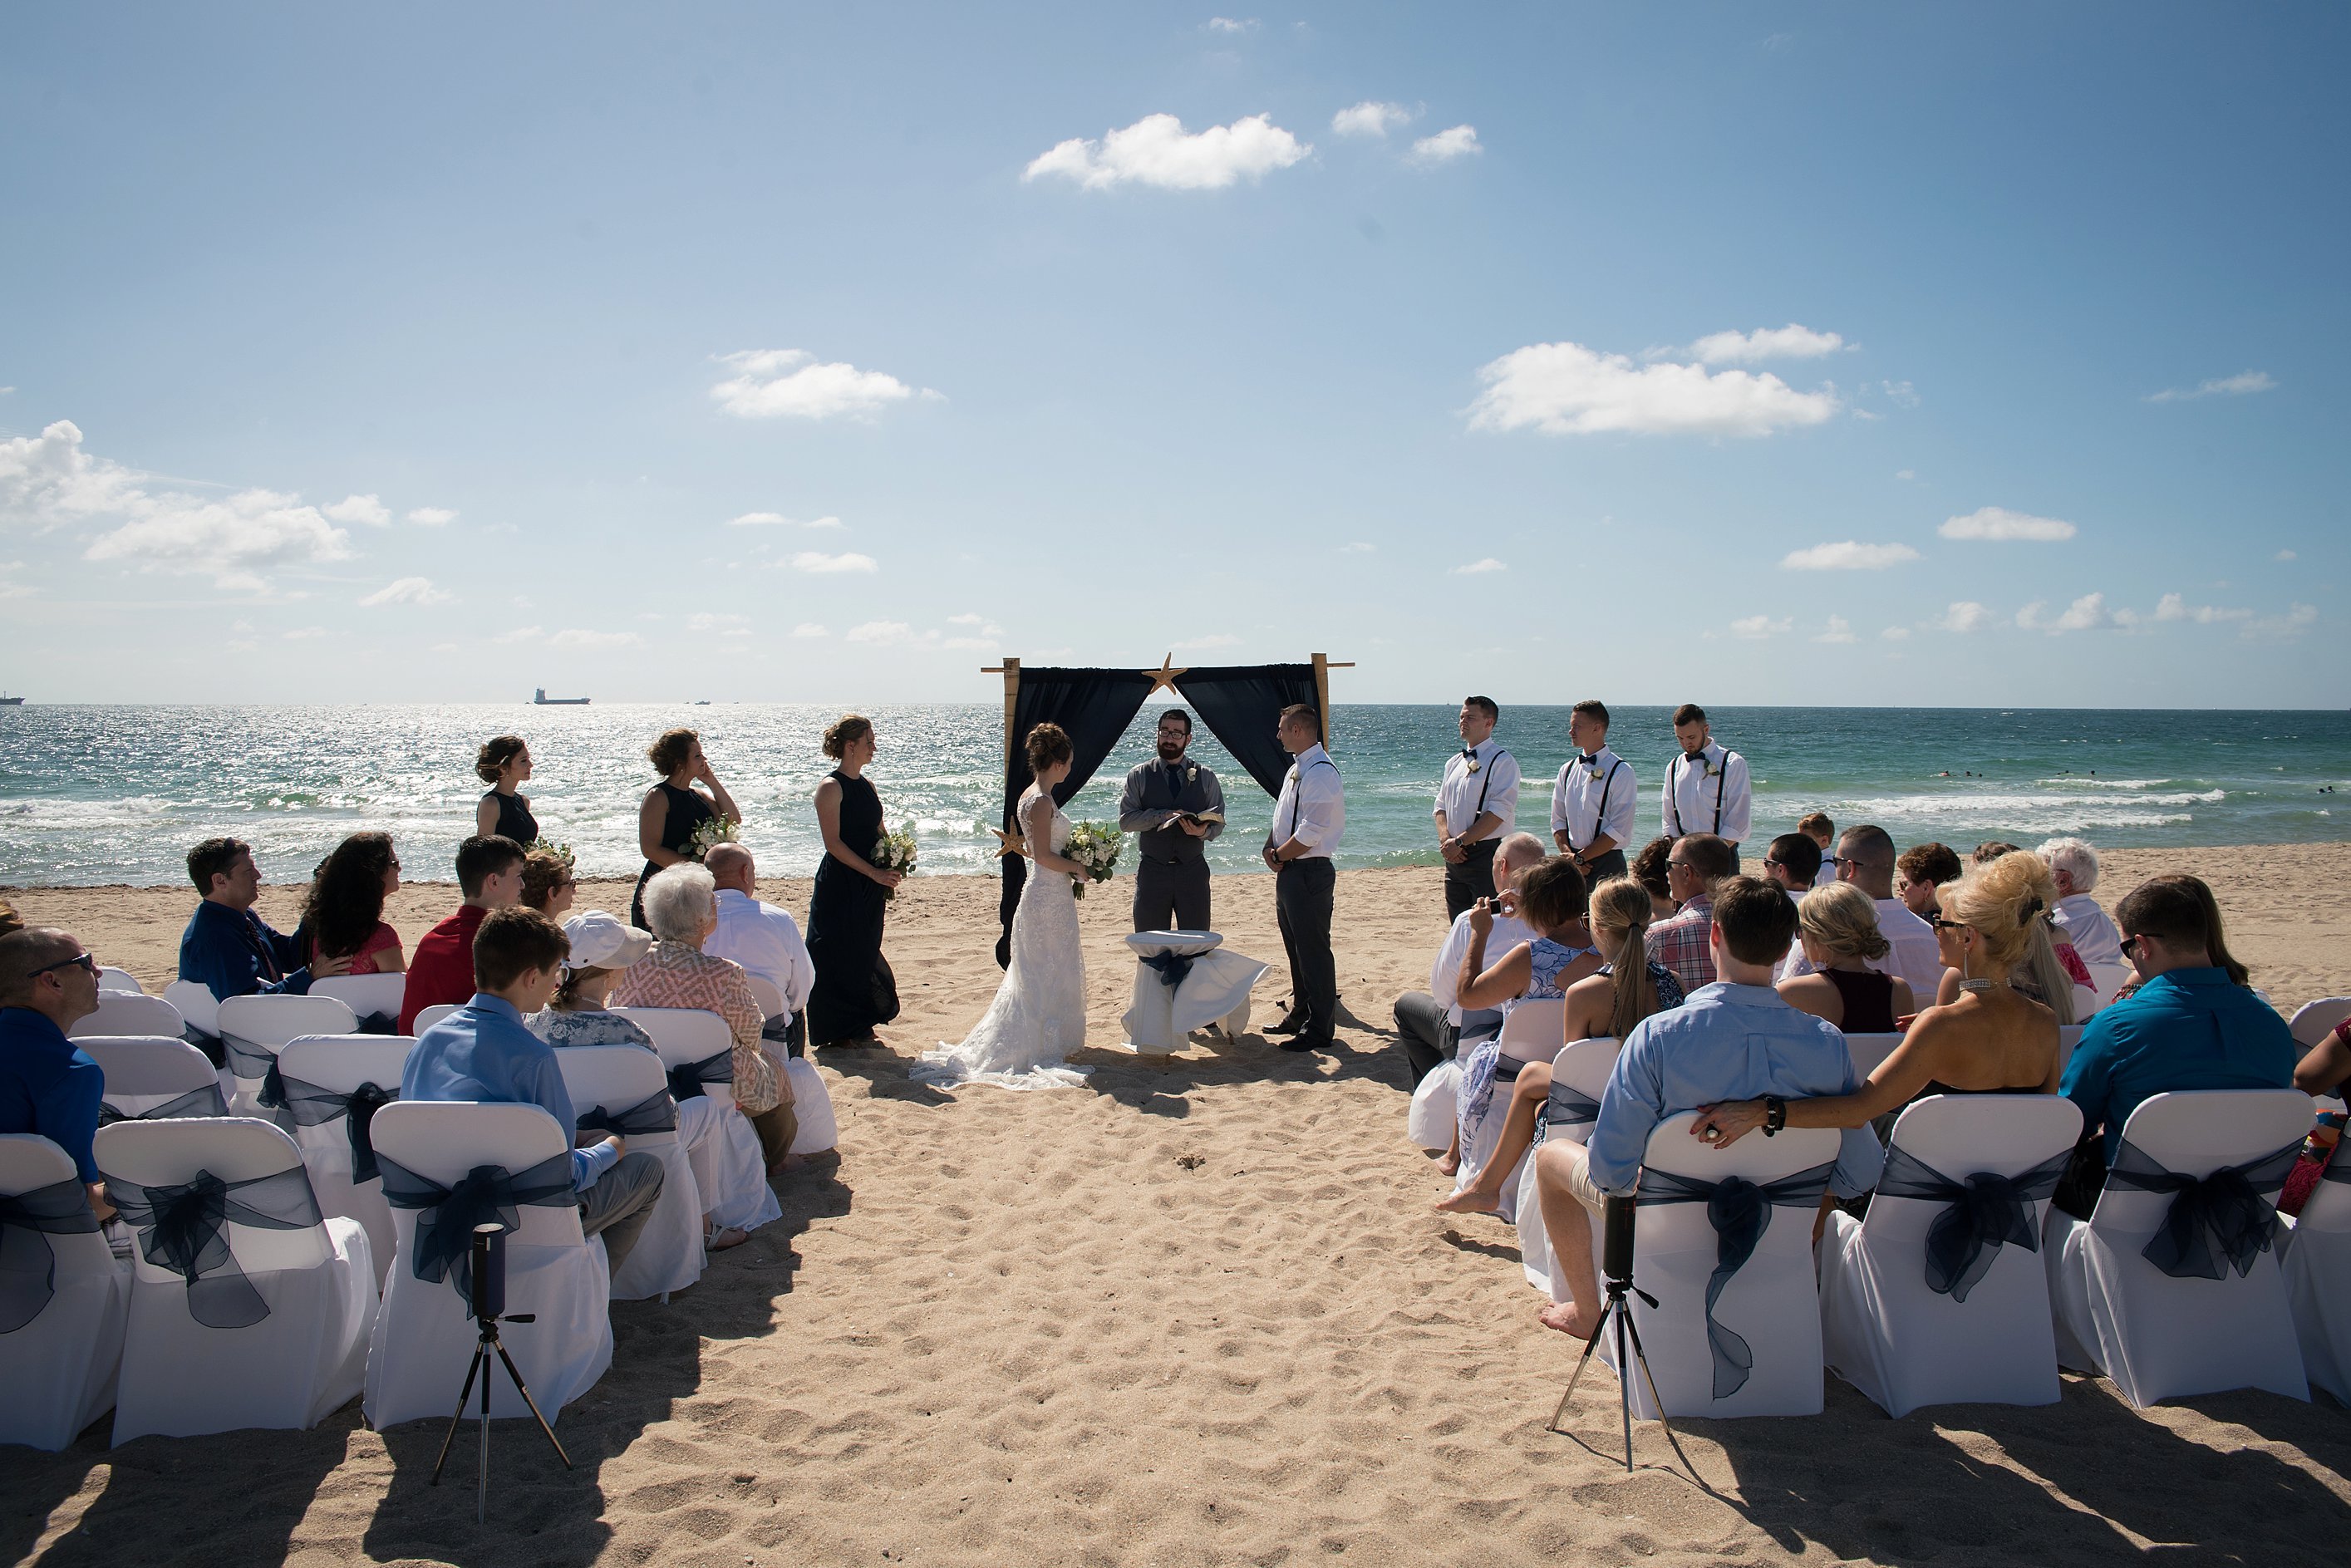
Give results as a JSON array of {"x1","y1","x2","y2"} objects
[
  {"x1": 873, "y1": 826, "x2": 917, "y2": 899},
  {"x1": 1062, "y1": 820, "x2": 1121, "y2": 898},
  {"x1": 528, "y1": 838, "x2": 575, "y2": 870},
  {"x1": 685, "y1": 816, "x2": 740, "y2": 863}
]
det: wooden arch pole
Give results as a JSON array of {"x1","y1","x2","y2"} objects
[
  {"x1": 981, "y1": 657, "x2": 1021, "y2": 768},
  {"x1": 1312, "y1": 653, "x2": 1354, "y2": 750}
]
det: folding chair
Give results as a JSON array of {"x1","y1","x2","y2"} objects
[
  {"x1": 555, "y1": 1045, "x2": 702, "y2": 1301},
  {"x1": 1518, "y1": 1036, "x2": 1619, "y2": 1297},
  {"x1": 309, "y1": 973, "x2": 409, "y2": 1033},
  {"x1": 616, "y1": 1007, "x2": 780, "y2": 1233},
  {"x1": 274, "y1": 1035, "x2": 415, "y2": 1287},
  {"x1": 216, "y1": 994, "x2": 358, "y2": 1115},
  {"x1": 0, "y1": 1135, "x2": 127, "y2": 1451},
  {"x1": 78, "y1": 1035, "x2": 228, "y2": 1124}
]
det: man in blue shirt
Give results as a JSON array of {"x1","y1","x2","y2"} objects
[
  {"x1": 401, "y1": 907, "x2": 665, "y2": 1271},
  {"x1": 2056, "y1": 875, "x2": 2294, "y2": 1212},
  {"x1": 1528, "y1": 876, "x2": 1882, "y2": 1339},
  {"x1": 0, "y1": 927, "x2": 113, "y2": 1218},
  {"x1": 177, "y1": 837, "x2": 350, "y2": 1006}
]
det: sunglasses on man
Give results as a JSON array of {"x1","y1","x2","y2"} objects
[{"x1": 29, "y1": 951, "x2": 98, "y2": 980}]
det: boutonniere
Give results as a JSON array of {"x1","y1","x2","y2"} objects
[
  {"x1": 1463, "y1": 756, "x2": 1482, "y2": 775},
  {"x1": 1185, "y1": 764, "x2": 1198, "y2": 784},
  {"x1": 1704, "y1": 761, "x2": 1722, "y2": 779}
]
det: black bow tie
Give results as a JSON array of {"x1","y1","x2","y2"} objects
[
  {"x1": 1582, "y1": 753, "x2": 1603, "y2": 767},
  {"x1": 1461, "y1": 747, "x2": 1478, "y2": 759}
]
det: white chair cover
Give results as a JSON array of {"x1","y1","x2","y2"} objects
[
  {"x1": 1597, "y1": 1115, "x2": 1842, "y2": 1418},
  {"x1": 216, "y1": 994, "x2": 359, "y2": 1115},
  {"x1": 76, "y1": 1035, "x2": 227, "y2": 1123},
  {"x1": 2289, "y1": 997, "x2": 2351, "y2": 1051},
  {"x1": 1407, "y1": 1059, "x2": 1459, "y2": 1153},
  {"x1": 309, "y1": 974, "x2": 408, "y2": 1029},
  {"x1": 363, "y1": 1101, "x2": 612, "y2": 1428},
  {"x1": 740, "y1": 976, "x2": 839, "y2": 1156},
  {"x1": 1844, "y1": 1032, "x2": 1904, "y2": 1080},
  {"x1": 1120, "y1": 931, "x2": 1267, "y2": 1050},
  {"x1": 2046, "y1": 1089, "x2": 2310, "y2": 1408},
  {"x1": 161, "y1": 980, "x2": 219, "y2": 1039},
  {"x1": 67, "y1": 991, "x2": 184, "y2": 1041},
  {"x1": 96, "y1": 1118, "x2": 375, "y2": 1442},
  {"x1": 2083, "y1": 961, "x2": 2132, "y2": 1016},
  {"x1": 412, "y1": 1002, "x2": 462, "y2": 1033},
  {"x1": 617, "y1": 1008, "x2": 781, "y2": 1232},
  {"x1": 96, "y1": 966, "x2": 145, "y2": 995},
  {"x1": 0, "y1": 1135, "x2": 127, "y2": 1451},
  {"x1": 1452, "y1": 999, "x2": 1569, "y2": 1213},
  {"x1": 273, "y1": 1035, "x2": 416, "y2": 1287},
  {"x1": 2279, "y1": 1143, "x2": 2351, "y2": 1403},
  {"x1": 1518, "y1": 1037, "x2": 1620, "y2": 1297},
  {"x1": 555, "y1": 1045, "x2": 703, "y2": 1301},
  {"x1": 1817, "y1": 1094, "x2": 2082, "y2": 1417}
]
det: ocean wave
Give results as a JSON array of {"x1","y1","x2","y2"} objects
[
  {"x1": 1834, "y1": 790, "x2": 2221, "y2": 813},
  {"x1": 2033, "y1": 777, "x2": 2174, "y2": 789}
]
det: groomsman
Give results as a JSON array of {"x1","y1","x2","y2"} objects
[
  {"x1": 1660, "y1": 702, "x2": 1752, "y2": 863},
  {"x1": 1263, "y1": 705, "x2": 1345, "y2": 1053},
  {"x1": 1117, "y1": 709, "x2": 1226, "y2": 932},
  {"x1": 1548, "y1": 699, "x2": 1635, "y2": 885},
  {"x1": 1434, "y1": 696, "x2": 1519, "y2": 920}
]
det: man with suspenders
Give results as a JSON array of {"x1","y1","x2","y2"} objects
[
  {"x1": 1660, "y1": 702, "x2": 1752, "y2": 868},
  {"x1": 1549, "y1": 698, "x2": 1635, "y2": 885},
  {"x1": 1264, "y1": 705, "x2": 1345, "y2": 1053},
  {"x1": 1434, "y1": 696, "x2": 1520, "y2": 921}
]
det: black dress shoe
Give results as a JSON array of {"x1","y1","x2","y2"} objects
[
  {"x1": 1281, "y1": 1033, "x2": 1334, "y2": 1054},
  {"x1": 1265, "y1": 1009, "x2": 1306, "y2": 1036}
]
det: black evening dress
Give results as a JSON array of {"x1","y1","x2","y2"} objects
[
  {"x1": 805, "y1": 768, "x2": 901, "y2": 1044},
  {"x1": 632, "y1": 780, "x2": 716, "y2": 928},
  {"x1": 483, "y1": 789, "x2": 538, "y2": 846}
]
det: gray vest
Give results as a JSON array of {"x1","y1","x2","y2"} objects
[{"x1": 1138, "y1": 761, "x2": 1215, "y2": 864}]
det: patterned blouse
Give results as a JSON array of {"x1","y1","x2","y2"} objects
[
  {"x1": 608, "y1": 941, "x2": 782, "y2": 1113},
  {"x1": 526, "y1": 1007, "x2": 657, "y2": 1051}
]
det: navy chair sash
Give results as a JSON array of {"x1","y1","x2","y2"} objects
[
  {"x1": 182, "y1": 1023, "x2": 226, "y2": 1069},
  {"x1": 1636, "y1": 1158, "x2": 1837, "y2": 1399},
  {"x1": 273, "y1": 1077, "x2": 399, "y2": 1183},
  {"x1": 1542, "y1": 1082, "x2": 1602, "y2": 1130},
  {"x1": 219, "y1": 1030, "x2": 274, "y2": 1084},
  {"x1": 355, "y1": 1010, "x2": 401, "y2": 1036},
  {"x1": 2103, "y1": 1138, "x2": 2302, "y2": 1280},
  {"x1": 0, "y1": 1177, "x2": 102, "y2": 1334},
  {"x1": 1876, "y1": 1144, "x2": 2071, "y2": 1302},
  {"x1": 98, "y1": 1083, "x2": 229, "y2": 1127},
  {"x1": 575, "y1": 1089, "x2": 679, "y2": 1139},
  {"x1": 376, "y1": 1152, "x2": 576, "y2": 1310},
  {"x1": 102, "y1": 1164, "x2": 323, "y2": 1330},
  {"x1": 665, "y1": 1048, "x2": 734, "y2": 1105},
  {"x1": 1139, "y1": 950, "x2": 1195, "y2": 989}
]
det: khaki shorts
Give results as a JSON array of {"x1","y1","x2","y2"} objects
[{"x1": 1543, "y1": 1138, "x2": 1611, "y2": 1216}]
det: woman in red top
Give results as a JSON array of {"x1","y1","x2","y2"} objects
[{"x1": 298, "y1": 832, "x2": 407, "y2": 975}]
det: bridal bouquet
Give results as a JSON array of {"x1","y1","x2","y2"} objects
[
  {"x1": 527, "y1": 838, "x2": 576, "y2": 870},
  {"x1": 1062, "y1": 820, "x2": 1121, "y2": 899},
  {"x1": 684, "y1": 815, "x2": 740, "y2": 863},
  {"x1": 873, "y1": 826, "x2": 917, "y2": 899}
]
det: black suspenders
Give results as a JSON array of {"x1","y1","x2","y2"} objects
[
  {"x1": 1582, "y1": 757, "x2": 1619, "y2": 850},
  {"x1": 1670, "y1": 750, "x2": 1729, "y2": 838}
]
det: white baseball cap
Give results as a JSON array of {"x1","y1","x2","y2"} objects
[{"x1": 561, "y1": 910, "x2": 653, "y2": 973}]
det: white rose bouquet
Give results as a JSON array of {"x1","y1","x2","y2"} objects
[
  {"x1": 528, "y1": 838, "x2": 576, "y2": 870},
  {"x1": 873, "y1": 826, "x2": 917, "y2": 900},
  {"x1": 685, "y1": 815, "x2": 740, "y2": 863},
  {"x1": 1062, "y1": 820, "x2": 1121, "y2": 899}
]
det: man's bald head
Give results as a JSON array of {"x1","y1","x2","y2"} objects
[
  {"x1": 1837, "y1": 824, "x2": 1897, "y2": 898},
  {"x1": 0, "y1": 927, "x2": 82, "y2": 1007},
  {"x1": 1495, "y1": 832, "x2": 1547, "y2": 892},
  {"x1": 703, "y1": 841, "x2": 756, "y2": 894}
]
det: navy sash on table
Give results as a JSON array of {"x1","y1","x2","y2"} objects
[
  {"x1": 1139, "y1": 950, "x2": 1196, "y2": 990},
  {"x1": 1876, "y1": 1144, "x2": 2071, "y2": 1302},
  {"x1": 99, "y1": 1083, "x2": 229, "y2": 1126},
  {"x1": 575, "y1": 1089, "x2": 678, "y2": 1139},
  {"x1": 102, "y1": 1164, "x2": 324, "y2": 1330},
  {"x1": 2101, "y1": 1138, "x2": 2302, "y2": 1280},
  {"x1": 665, "y1": 1049, "x2": 734, "y2": 1104},
  {"x1": 377, "y1": 1151, "x2": 576, "y2": 1310},
  {"x1": 273, "y1": 1076, "x2": 398, "y2": 1183},
  {"x1": 0, "y1": 1177, "x2": 101, "y2": 1334},
  {"x1": 1636, "y1": 1158, "x2": 1837, "y2": 1398}
]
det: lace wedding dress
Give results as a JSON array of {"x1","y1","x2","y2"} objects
[{"x1": 914, "y1": 787, "x2": 1089, "y2": 1089}]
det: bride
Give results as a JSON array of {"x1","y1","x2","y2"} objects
[{"x1": 916, "y1": 722, "x2": 1092, "y2": 1089}]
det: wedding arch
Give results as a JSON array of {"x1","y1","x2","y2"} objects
[{"x1": 979, "y1": 653, "x2": 1351, "y2": 966}]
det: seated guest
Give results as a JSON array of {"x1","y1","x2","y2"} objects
[
  {"x1": 612, "y1": 863, "x2": 797, "y2": 1176},
  {"x1": 2055, "y1": 874, "x2": 2293, "y2": 1212},
  {"x1": 2296, "y1": 1018, "x2": 2351, "y2": 1099},
  {"x1": 294, "y1": 832, "x2": 406, "y2": 976},
  {"x1": 2038, "y1": 835, "x2": 2124, "y2": 971},
  {"x1": 1435, "y1": 877, "x2": 1682, "y2": 1215},
  {"x1": 0, "y1": 928, "x2": 111, "y2": 1218},
  {"x1": 399, "y1": 835, "x2": 524, "y2": 1034},
  {"x1": 180, "y1": 836, "x2": 347, "y2": 1002},
  {"x1": 703, "y1": 843, "x2": 814, "y2": 1050},
  {"x1": 1630, "y1": 836, "x2": 1676, "y2": 923},
  {"x1": 1762, "y1": 832, "x2": 1822, "y2": 900},
  {"x1": 1778, "y1": 882, "x2": 1914, "y2": 1032},
  {"x1": 1694, "y1": 853, "x2": 2062, "y2": 1149},
  {"x1": 1828, "y1": 825, "x2": 1946, "y2": 1000},
  {"x1": 1926, "y1": 851, "x2": 2083, "y2": 1023},
  {"x1": 1393, "y1": 833, "x2": 1547, "y2": 1089},
  {"x1": 519, "y1": 848, "x2": 578, "y2": 918},
  {"x1": 1896, "y1": 842, "x2": 1963, "y2": 920},
  {"x1": 401, "y1": 907, "x2": 665, "y2": 1272},
  {"x1": 1798, "y1": 812, "x2": 1835, "y2": 863},
  {"x1": 1973, "y1": 840, "x2": 2022, "y2": 867},
  {"x1": 1644, "y1": 833, "x2": 1736, "y2": 993},
  {"x1": 1530, "y1": 877, "x2": 1884, "y2": 1338},
  {"x1": 2284, "y1": 1021, "x2": 2351, "y2": 1215}
]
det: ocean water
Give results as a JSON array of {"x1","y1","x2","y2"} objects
[{"x1": 0, "y1": 703, "x2": 2345, "y2": 888}]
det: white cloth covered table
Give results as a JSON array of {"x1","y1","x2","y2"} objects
[{"x1": 1119, "y1": 931, "x2": 1267, "y2": 1054}]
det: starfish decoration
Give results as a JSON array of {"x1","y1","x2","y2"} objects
[
  {"x1": 991, "y1": 824, "x2": 1027, "y2": 859},
  {"x1": 1144, "y1": 652, "x2": 1188, "y2": 696}
]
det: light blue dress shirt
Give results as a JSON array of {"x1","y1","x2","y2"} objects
[
  {"x1": 1586, "y1": 981, "x2": 1884, "y2": 1198},
  {"x1": 401, "y1": 994, "x2": 620, "y2": 1192}
]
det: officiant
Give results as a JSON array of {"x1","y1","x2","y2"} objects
[{"x1": 1117, "y1": 708, "x2": 1226, "y2": 932}]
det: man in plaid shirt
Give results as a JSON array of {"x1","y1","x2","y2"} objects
[{"x1": 1645, "y1": 833, "x2": 1737, "y2": 993}]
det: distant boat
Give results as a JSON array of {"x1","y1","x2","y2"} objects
[
  {"x1": 0, "y1": 693, "x2": 22, "y2": 706},
  {"x1": 694, "y1": 700, "x2": 711, "y2": 705},
  {"x1": 532, "y1": 687, "x2": 590, "y2": 705}
]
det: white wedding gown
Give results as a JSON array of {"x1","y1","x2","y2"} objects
[{"x1": 914, "y1": 788, "x2": 1090, "y2": 1089}]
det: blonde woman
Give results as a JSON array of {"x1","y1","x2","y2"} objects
[
  {"x1": 1779, "y1": 882, "x2": 1914, "y2": 1034},
  {"x1": 1930, "y1": 850, "x2": 2080, "y2": 1025},
  {"x1": 1435, "y1": 877, "x2": 1684, "y2": 1215},
  {"x1": 1693, "y1": 850, "x2": 2061, "y2": 1147}
]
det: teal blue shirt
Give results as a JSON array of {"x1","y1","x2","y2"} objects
[{"x1": 2061, "y1": 967, "x2": 2295, "y2": 1161}]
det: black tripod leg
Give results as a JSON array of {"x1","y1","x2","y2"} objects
[
  {"x1": 1546, "y1": 1297, "x2": 1616, "y2": 1433},
  {"x1": 1619, "y1": 1309, "x2": 1699, "y2": 1477},
  {"x1": 429, "y1": 1347, "x2": 486, "y2": 1487},
  {"x1": 493, "y1": 1339, "x2": 575, "y2": 1469},
  {"x1": 1615, "y1": 1301, "x2": 1633, "y2": 1472}
]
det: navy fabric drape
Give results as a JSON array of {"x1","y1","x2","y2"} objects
[
  {"x1": 1636, "y1": 1159, "x2": 1837, "y2": 1399},
  {"x1": 575, "y1": 1090, "x2": 679, "y2": 1138},
  {"x1": 1175, "y1": 664, "x2": 1321, "y2": 797},
  {"x1": 2103, "y1": 1138, "x2": 2301, "y2": 1280},
  {"x1": 99, "y1": 1084, "x2": 229, "y2": 1126}
]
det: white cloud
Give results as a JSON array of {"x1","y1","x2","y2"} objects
[
  {"x1": 1880, "y1": 380, "x2": 1919, "y2": 408},
  {"x1": 1930, "y1": 601, "x2": 1995, "y2": 633},
  {"x1": 1469, "y1": 341, "x2": 1839, "y2": 438},
  {"x1": 844, "y1": 620, "x2": 914, "y2": 645},
  {"x1": 1023, "y1": 112, "x2": 1310, "y2": 191},
  {"x1": 1939, "y1": 506, "x2": 2076, "y2": 543},
  {"x1": 406, "y1": 507, "x2": 457, "y2": 527},
  {"x1": 1449, "y1": 557, "x2": 1507, "y2": 575},
  {"x1": 1881, "y1": 626, "x2": 1912, "y2": 641},
  {"x1": 0, "y1": 419, "x2": 145, "y2": 523},
  {"x1": 1332, "y1": 101, "x2": 1414, "y2": 137},
  {"x1": 358, "y1": 575, "x2": 451, "y2": 607},
  {"x1": 1207, "y1": 16, "x2": 1258, "y2": 33},
  {"x1": 547, "y1": 628, "x2": 643, "y2": 650},
  {"x1": 2147, "y1": 370, "x2": 2276, "y2": 404},
  {"x1": 1173, "y1": 632, "x2": 1242, "y2": 650},
  {"x1": 2153, "y1": 592, "x2": 2251, "y2": 626},
  {"x1": 1409, "y1": 125, "x2": 1481, "y2": 164},
  {"x1": 494, "y1": 626, "x2": 542, "y2": 644},
  {"x1": 1340, "y1": 540, "x2": 1376, "y2": 553},
  {"x1": 789, "y1": 550, "x2": 878, "y2": 574},
  {"x1": 1731, "y1": 614, "x2": 1793, "y2": 639},
  {"x1": 1812, "y1": 616, "x2": 1857, "y2": 644},
  {"x1": 946, "y1": 612, "x2": 1005, "y2": 635},
  {"x1": 790, "y1": 623, "x2": 829, "y2": 639},
  {"x1": 686, "y1": 612, "x2": 753, "y2": 639},
  {"x1": 1686, "y1": 324, "x2": 1847, "y2": 365},
  {"x1": 729, "y1": 510, "x2": 843, "y2": 529},
  {"x1": 2016, "y1": 592, "x2": 2112, "y2": 635},
  {"x1": 711, "y1": 349, "x2": 934, "y2": 420},
  {"x1": 2275, "y1": 549, "x2": 2297, "y2": 562},
  {"x1": 2243, "y1": 603, "x2": 2317, "y2": 640},
  {"x1": 1895, "y1": 469, "x2": 1916, "y2": 481},
  {"x1": 1779, "y1": 540, "x2": 1921, "y2": 571},
  {"x1": 283, "y1": 626, "x2": 327, "y2": 641},
  {"x1": 325, "y1": 494, "x2": 392, "y2": 527}
]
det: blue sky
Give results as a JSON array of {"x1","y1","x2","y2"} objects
[{"x1": 2, "y1": 3, "x2": 2344, "y2": 707}]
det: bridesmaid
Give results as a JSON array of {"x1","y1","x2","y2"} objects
[
  {"x1": 475, "y1": 735, "x2": 539, "y2": 844},
  {"x1": 805, "y1": 714, "x2": 903, "y2": 1049},
  {"x1": 632, "y1": 727, "x2": 739, "y2": 928}
]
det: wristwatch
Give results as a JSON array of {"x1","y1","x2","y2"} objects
[{"x1": 1763, "y1": 1095, "x2": 1787, "y2": 1137}]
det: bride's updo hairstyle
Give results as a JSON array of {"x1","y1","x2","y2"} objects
[
  {"x1": 1025, "y1": 722, "x2": 1074, "y2": 775},
  {"x1": 822, "y1": 714, "x2": 873, "y2": 761},
  {"x1": 1942, "y1": 849, "x2": 2059, "y2": 971},
  {"x1": 1514, "y1": 856, "x2": 1590, "y2": 936}
]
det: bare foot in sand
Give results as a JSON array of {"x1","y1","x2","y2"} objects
[
  {"x1": 1437, "y1": 1147, "x2": 1460, "y2": 1177},
  {"x1": 1433, "y1": 1186, "x2": 1502, "y2": 1216},
  {"x1": 1538, "y1": 1300, "x2": 1601, "y2": 1341}
]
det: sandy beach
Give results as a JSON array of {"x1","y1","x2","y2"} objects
[{"x1": 5, "y1": 845, "x2": 2349, "y2": 1566}]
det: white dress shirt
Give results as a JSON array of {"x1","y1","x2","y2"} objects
[
  {"x1": 1550, "y1": 745, "x2": 1637, "y2": 853},
  {"x1": 1435, "y1": 738, "x2": 1519, "y2": 842},
  {"x1": 2052, "y1": 892, "x2": 2124, "y2": 971},
  {"x1": 1271, "y1": 744, "x2": 1345, "y2": 858},
  {"x1": 1660, "y1": 741, "x2": 1752, "y2": 844},
  {"x1": 1873, "y1": 897, "x2": 1947, "y2": 1000},
  {"x1": 706, "y1": 887, "x2": 814, "y2": 1019},
  {"x1": 1429, "y1": 907, "x2": 1537, "y2": 1025}
]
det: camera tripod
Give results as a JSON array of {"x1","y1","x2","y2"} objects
[
  {"x1": 1547, "y1": 1196, "x2": 1696, "y2": 1476},
  {"x1": 430, "y1": 1224, "x2": 574, "y2": 1523}
]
